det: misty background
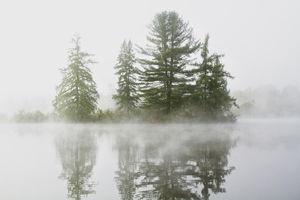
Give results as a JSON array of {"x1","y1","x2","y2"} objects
[{"x1": 1, "y1": 0, "x2": 299, "y2": 117}]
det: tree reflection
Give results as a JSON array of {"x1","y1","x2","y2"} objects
[
  {"x1": 56, "y1": 129, "x2": 98, "y2": 200},
  {"x1": 114, "y1": 125, "x2": 237, "y2": 200},
  {"x1": 114, "y1": 133, "x2": 140, "y2": 200},
  {"x1": 185, "y1": 129, "x2": 236, "y2": 200}
]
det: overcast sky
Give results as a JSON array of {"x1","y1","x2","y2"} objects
[{"x1": 0, "y1": 0, "x2": 299, "y2": 114}]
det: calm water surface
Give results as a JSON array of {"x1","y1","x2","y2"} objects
[{"x1": 0, "y1": 119, "x2": 299, "y2": 200}]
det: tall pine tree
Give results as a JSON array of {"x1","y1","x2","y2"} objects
[
  {"x1": 137, "y1": 11, "x2": 200, "y2": 115},
  {"x1": 113, "y1": 40, "x2": 139, "y2": 116},
  {"x1": 193, "y1": 34, "x2": 238, "y2": 121},
  {"x1": 53, "y1": 34, "x2": 99, "y2": 121}
]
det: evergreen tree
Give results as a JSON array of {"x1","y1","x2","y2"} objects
[
  {"x1": 208, "y1": 55, "x2": 238, "y2": 120},
  {"x1": 53, "y1": 34, "x2": 99, "y2": 121},
  {"x1": 193, "y1": 34, "x2": 238, "y2": 121},
  {"x1": 191, "y1": 34, "x2": 214, "y2": 115},
  {"x1": 113, "y1": 40, "x2": 139, "y2": 116},
  {"x1": 137, "y1": 11, "x2": 200, "y2": 114}
]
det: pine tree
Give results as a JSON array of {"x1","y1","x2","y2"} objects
[
  {"x1": 193, "y1": 34, "x2": 238, "y2": 121},
  {"x1": 208, "y1": 55, "x2": 238, "y2": 121},
  {"x1": 113, "y1": 40, "x2": 139, "y2": 116},
  {"x1": 53, "y1": 34, "x2": 99, "y2": 121},
  {"x1": 191, "y1": 34, "x2": 214, "y2": 115},
  {"x1": 137, "y1": 11, "x2": 200, "y2": 115}
]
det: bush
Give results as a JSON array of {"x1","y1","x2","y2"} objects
[
  {"x1": 93, "y1": 109, "x2": 116, "y2": 122},
  {"x1": 13, "y1": 110, "x2": 47, "y2": 123}
]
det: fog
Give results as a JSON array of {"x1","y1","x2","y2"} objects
[
  {"x1": 232, "y1": 85, "x2": 300, "y2": 118},
  {"x1": 1, "y1": 2, "x2": 300, "y2": 198},
  {"x1": 1, "y1": 0, "x2": 300, "y2": 117}
]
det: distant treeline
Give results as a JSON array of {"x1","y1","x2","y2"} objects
[{"x1": 232, "y1": 85, "x2": 300, "y2": 118}]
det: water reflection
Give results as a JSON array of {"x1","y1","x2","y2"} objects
[
  {"x1": 55, "y1": 128, "x2": 98, "y2": 200},
  {"x1": 114, "y1": 132, "x2": 140, "y2": 200},
  {"x1": 114, "y1": 125, "x2": 237, "y2": 200},
  {"x1": 1, "y1": 121, "x2": 299, "y2": 199}
]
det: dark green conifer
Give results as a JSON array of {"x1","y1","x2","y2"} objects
[
  {"x1": 208, "y1": 55, "x2": 238, "y2": 120},
  {"x1": 53, "y1": 34, "x2": 99, "y2": 121},
  {"x1": 113, "y1": 40, "x2": 139, "y2": 117},
  {"x1": 193, "y1": 34, "x2": 238, "y2": 121},
  {"x1": 137, "y1": 11, "x2": 200, "y2": 115}
]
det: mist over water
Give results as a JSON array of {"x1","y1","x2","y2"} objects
[
  {"x1": 1, "y1": 2, "x2": 299, "y2": 199},
  {"x1": 0, "y1": 120, "x2": 299, "y2": 200}
]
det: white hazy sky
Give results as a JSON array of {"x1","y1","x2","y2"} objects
[{"x1": 1, "y1": 0, "x2": 299, "y2": 114}]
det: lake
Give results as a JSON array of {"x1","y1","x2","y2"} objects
[{"x1": 0, "y1": 119, "x2": 300, "y2": 200}]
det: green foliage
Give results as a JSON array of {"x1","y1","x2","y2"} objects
[
  {"x1": 93, "y1": 109, "x2": 116, "y2": 122},
  {"x1": 191, "y1": 34, "x2": 238, "y2": 121},
  {"x1": 110, "y1": 13, "x2": 237, "y2": 122},
  {"x1": 53, "y1": 34, "x2": 99, "y2": 121},
  {"x1": 113, "y1": 40, "x2": 140, "y2": 116},
  {"x1": 13, "y1": 110, "x2": 46, "y2": 123},
  {"x1": 137, "y1": 11, "x2": 200, "y2": 114}
]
